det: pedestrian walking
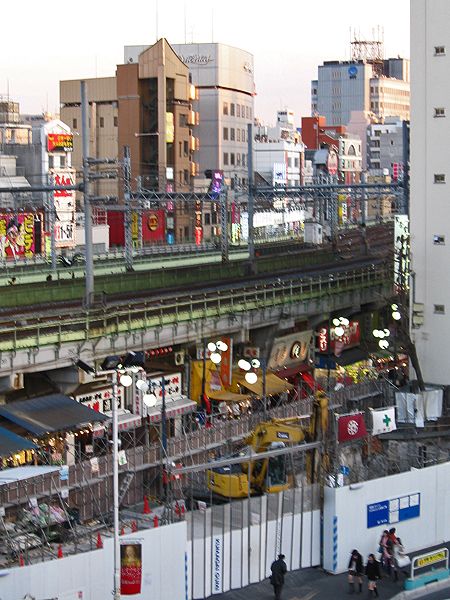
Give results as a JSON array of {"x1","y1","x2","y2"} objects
[
  {"x1": 270, "y1": 553, "x2": 287, "y2": 600},
  {"x1": 347, "y1": 549, "x2": 364, "y2": 593},
  {"x1": 365, "y1": 553, "x2": 381, "y2": 597},
  {"x1": 378, "y1": 529, "x2": 390, "y2": 572}
]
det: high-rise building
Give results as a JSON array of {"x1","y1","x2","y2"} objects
[
  {"x1": 311, "y1": 46, "x2": 410, "y2": 127},
  {"x1": 410, "y1": 0, "x2": 450, "y2": 385},
  {"x1": 125, "y1": 42, "x2": 255, "y2": 190}
]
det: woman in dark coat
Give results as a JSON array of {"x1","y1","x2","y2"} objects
[
  {"x1": 348, "y1": 549, "x2": 364, "y2": 593},
  {"x1": 365, "y1": 553, "x2": 381, "y2": 597}
]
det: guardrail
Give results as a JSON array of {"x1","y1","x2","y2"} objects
[
  {"x1": 405, "y1": 547, "x2": 450, "y2": 590},
  {"x1": 0, "y1": 262, "x2": 392, "y2": 353}
]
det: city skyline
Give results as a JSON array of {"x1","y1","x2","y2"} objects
[{"x1": 1, "y1": 0, "x2": 409, "y2": 123}]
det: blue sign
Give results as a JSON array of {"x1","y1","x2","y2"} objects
[
  {"x1": 348, "y1": 65, "x2": 358, "y2": 79},
  {"x1": 340, "y1": 465, "x2": 350, "y2": 476},
  {"x1": 367, "y1": 493, "x2": 421, "y2": 529}
]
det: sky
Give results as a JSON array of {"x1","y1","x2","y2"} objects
[{"x1": 1, "y1": 0, "x2": 410, "y2": 124}]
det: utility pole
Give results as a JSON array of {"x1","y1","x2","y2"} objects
[
  {"x1": 81, "y1": 81, "x2": 94, "y2": 306},
  {"x1": 220, "y1": 188, "x2": 229, "y2": 263},
  {"x1": 123, "y1": 145, "x2": 133, "y2": 271},
  {"x1": 247, "y1": 122, "x2": 255, "y2": 264}
]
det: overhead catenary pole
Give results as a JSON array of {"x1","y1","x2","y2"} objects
[
  {"x1": 247, "y1": 122, "x2": 254, "y2": 263},
  {"x1": 81, "y1": 81, "x2": 94, "y2": 306}
]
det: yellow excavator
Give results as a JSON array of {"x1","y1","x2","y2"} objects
[{"x1": 206, "y1": 393, "x2": 328, "y2": 498}]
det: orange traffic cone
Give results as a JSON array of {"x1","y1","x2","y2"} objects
[
  {"x1": 19, "y1": 554, "x2": 25, "y2": 567},
  {"x1": 153, "y1": 515, "x2": 159, "y2": 528},
  {"x1": 131, "y1": 520, "x2": 138, "y2": 533},
  {"x1": 96, "y1": 532, "x2": 103, "y2": 549},
  {"x1": 143, "y1": 496, "x2": 152, "y2": 514},
  {"x1": 57, "y1": 544, "x2": 63, "y2": 559},
  {"x1": 120, "y1": 526, "x2": 125, "y2": 536}
]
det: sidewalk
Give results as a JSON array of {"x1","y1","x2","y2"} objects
[{"x1": 213, "y1": 567, "x2": 405, "y2": 600}]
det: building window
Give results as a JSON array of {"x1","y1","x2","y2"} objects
[
  {"x1": 99, "y1": 117, "x2": 104, "y2": 128},
  {"x1": 433, "y1": 234, "x2": 445, "y2": 245},
  {"x1": 434, "y1": 46, "x2": 446, "y2": 56},
  {"x1": 48, "y1": 156, "x2": 54, "y2": 169},
  {"x1": 184, "y1": 169, "x2": 189, "y2": 184},
  {"x1": 180, "y1": 114, "x2": 188, "y2": 127},
  {"x1": 241, "y1": 105, "x2": 245, "y2": 118},
  {"x1": 114, "y1": 116, "x2": 118, "y2": 127},
  {"x1": 236, "y1": 153, "x2": 241, "y2": 166},
  {"x1": 434, "y1": 173, "x2": 446, "y2": 183},
  {"x1": 204, "y1": 213, "x2": 211, "y2": 225},
  {"x1": 60, "y1": 156, "x2": 66, "y2": 168},
  {"x1": 434, "y1": 304, "x2": 445, "y2": 314},
  {"x1": 73, "y1": 118, "x2": 78, "y2": 129},
  {"x1": 230, "y1": 128, "x2": 235, "y2": 141},
  {"x1": 434, "y1": 107, "x2": 446, "y2": 117},
  {"x1": 179, "y1": 141, "x2": 182, "y2": 157},
  {"x1": 223, "y1": 127, "x2": 228, "y2": 141},
  {"x1": 230, "y1": 103, "x2": 235, "y2": 116},
  {"x1": 223, "y1": 102, "x2": 228, "y2": 115},
  {"x1": 223, "y1": 152, "x2": 229, "y2": 165},
  {"x1": 212, "y1": 212, "x2": 218, "y2": 225},
  {"x1": 242, "y1": 153, "x2": 246, "y2": 167},
  {"x1": 230, "y1": 153, "x2": 235, "y2": 165},
  {"x1": 184, "y1": 140, "x2": 189, "y2": 156},
  {"x1": 237, "y1": 128, "x2": 240, "y2": 142},
  {"x1": 242, "y1": 129, "x2": 246, "y2": 143},
  {"x1": 294, "y1": 157, "x2": 299, "y2": 168},
  {"x1": 236, "y1": 104, "x2": 240, "y2": 117}
]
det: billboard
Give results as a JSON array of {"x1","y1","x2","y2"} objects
[
  {"x1": 50, "y1": 168, "x2": 76, "y2": 248},
  {"x1": 142, "y1": 210, "x2": 165, "y2": 243},
  {"x1": 0, "y1": 213, "x2": 44, "y2": 259},
  {"x1": 47, "y1": 133, "x2": 73, "y2": 152}
]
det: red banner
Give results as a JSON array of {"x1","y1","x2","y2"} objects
[
  {"x1": 337, "y1": 413, "x2": 367, "y2": 443},
  {"x1": 142, "y1": 210, "x2": 165, "y2": 243},
  {"x1": 120, "y1": 542, "x2": 142, "y2": 595}
]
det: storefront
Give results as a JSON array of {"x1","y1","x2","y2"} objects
[
  {"x1": 0, "y1": 394, "x2": 108, "y2": 466},
  {"x1": 0, "y1": 425, "x2": 37, "y2": 468},
  {"x1": 268, "y1": 330, "x2": 315, "y2": 396}
]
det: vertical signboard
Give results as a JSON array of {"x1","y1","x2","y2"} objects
[
  {"x1": 120, "y1": 542, "x2": 142, "y2": 595},
  {"x1": 50, "y1": 168, "x2": 76, "y2": 247}
]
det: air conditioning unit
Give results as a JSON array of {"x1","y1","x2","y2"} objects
[{"x1": 175, "y1": 350, "x2": 185, "y2": 366}]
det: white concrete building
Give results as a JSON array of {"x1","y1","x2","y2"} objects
[
  {"x1": 125, "y1": 42, "x2": 255, "y2": 190},
  {"x1": 311, "y1": 58, "x2": 410, "y2": 127},
  {"x1": 410, "y1": 0, "x2": 450, "y2": 385}
]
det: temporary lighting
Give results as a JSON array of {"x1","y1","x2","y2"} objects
[
  {"x1": 383, "y1": 329, "x2": 390, "y2": 337},
  {"x1": 340, "y1": 317, "x2": 350, "y2": 327},
  {"x1": 251, "y1": 358, "x2": 261, "y2": 369},
  {"x1": 75, "y1": 359, "x2": 96, "y2": 375},
  {"x1": 101, "y1": 355, "x2": 122, "y2": 370},
  {"x1": 216, "y1": 341, "x2": 228, "y2": 352},
  {"x1": 245, "y1": 371, "x2": 258, "y2": 384},
  {"x1": 372, "y1": 329, "x2": 381, "y2": 338},
  {"x1": 238, "y1": 359, "x2": 251, "y2": 371},
  {"x1": 334, "y1": 325, "x2": 345, "y2": 337},
  {"x1": 391, "y1": 304, "x2": 398, "y2": 311},
  {"x1": 119, "y1": 374, "x2": 133, "y2": 387},
  {"x1": 210, "y1": 352, "x2": 222, "y2": 364},
  {"x1": 207, "y1": 342, "x2": 217, "y2": 352},
  {"x1": 379, "y1": 340, "x2": 389, "y2": 350},
  {"x1": 136, "y1": 380, "x2": 149, "y2": 393},
  {"x1": 143, "y1": 393, "x2": 157, "y2": 407},
  {"x1": 392, "y1": 311, "x2": 401, "y2": 321},
  {"x1": 332, "y1": 318, "x2": 341, "y2": 327}
]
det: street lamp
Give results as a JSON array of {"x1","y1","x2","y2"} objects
[
  {"x1": 238, "y1": 357, "x2": 267, "y2": 416},
  {"x1": 76, "y1": 353, "x2": 144, "y2": 600}
]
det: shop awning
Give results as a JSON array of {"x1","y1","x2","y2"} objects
[
  {"x1": 334, "y1": 348, "x2": 368, "y2": 366},
  {"x1": 238, "y1": 373, "x2": 294, "y2": 396},
  {"x1": 0, "y1": 394, "x2": 108, "y2": 436},
  {"x1": 0, "y1": 465, "x2": 60, "y2": 486},
  {"x1": 103, "y1": 410, "x2": 142, "y2": 433},
  {"x1": 207, "y1": 390, "x2": 251, "y2": 403},
  {"x1": 0, "y1": 425, "x2": 37, "y2": 457},
  {"x1": 146, "y1": 397, "x2": 197, "y2": 423}
]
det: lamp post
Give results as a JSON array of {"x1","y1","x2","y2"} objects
[
  {"x1": 327, "y1": 316, "x2": 349, "y2": 390},
  {"x1": 238, "y1": 357, "x2": 266, "y2": 417},
  {"x1": 76, "y1": 354, "x2": 144, "y2": 600}
]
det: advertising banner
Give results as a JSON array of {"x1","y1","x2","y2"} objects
[
  {"x1": 268, "y1": 331, "x2": 313, "y2": 370},
  {"x1": 47, "y1": 133, "x2": 73, "y2": 152},
  {"x1": 120, "y1": 542, "x2": 142, "y2": 595},
  {"x1": 142, "y1": 210, "x2": 165, "y2": 243},
  {"x1": 74, "y1": 386, "x2": 124, "y2": 414},
  {"x1": 50, "y1": 168, "x2": 76, "y2": 248},
  {"x1": 317, "y1": 321, "x2": 361, "y2": 353},
  {"x1": 0, "y1": 213, "x2": 43, "y2": 259}
]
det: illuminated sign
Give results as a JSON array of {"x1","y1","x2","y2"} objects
[
  {"x1": 166, "y1": 112, "x2": 174, "y2": 143},
  {"x1": 50, "y1": 168, "x2": 76, "y2": 248},
  {"x1": 415, "y1": 550, "x2": 447, "y2": 569},
  {"x1": 317, "y1": 321, "x2": 361, "y2": 353},
  {"x1": 47, "y1": 133, "x2": 73, "y2": 152}
]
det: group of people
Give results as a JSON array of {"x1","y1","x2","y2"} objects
[{"x1": 348, "y1": 528, "x2": 410, "y2": 596}]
